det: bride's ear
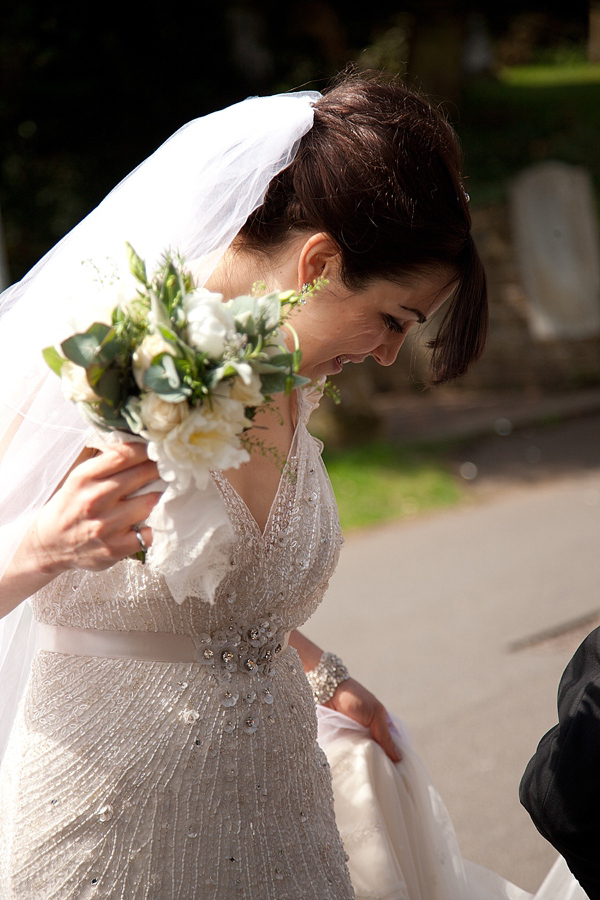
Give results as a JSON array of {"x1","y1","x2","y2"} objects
[{"x1": 297, "y1": 233, "x2": 340, "y2": 289}]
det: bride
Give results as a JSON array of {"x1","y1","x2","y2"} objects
[{"x1": 0, "y1": 71, "x2": 584, "y2": 898}]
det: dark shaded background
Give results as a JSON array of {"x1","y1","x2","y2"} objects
[{"x1": 0, "y1": 0, "x2": 591, "y2": 284}]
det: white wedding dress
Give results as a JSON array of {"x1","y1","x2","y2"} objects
[
  {"x1": 317, "y1": 704, "x2": 589, "y2": 900},
  {"x1": 0, "y1": 383, "x2": 589, "y2": 900},
  {"x1": 0, "y1": 387, "x2": 354, "y2": 899}
]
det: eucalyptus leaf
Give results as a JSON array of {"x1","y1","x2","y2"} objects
[
  {"x1": 96, "y1": 331, "x2": 123, "y2": 364},
  {"x1": 144, "y1": 365, "x2": 191, "y2": 400},
  {"x1": 80, "y1": 402, "x2": 130, "y2": 432},
  {"x1": 122, "y1": 398, "x2": 145, "y2": 434},
  {"x1": 95, "y1": 369, "x2": 125, "y2": 406},
  {"x1": 61, "y1": 323, "x2": 112, "y2": 367},
  {"x1": 162, "y1": 354, "x2": 181, "y2": 388},
  {"x1": 86, "y1": 361, "x2": 107, "y2": 387}
]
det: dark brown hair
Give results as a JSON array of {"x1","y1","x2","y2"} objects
[{"x1": 240, "y1": 71, "x2": 487, "y2": 384}]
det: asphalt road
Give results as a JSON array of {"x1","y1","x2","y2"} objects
[{"x1": 303, "y1": 412, "x2": 600, "y2": 894}]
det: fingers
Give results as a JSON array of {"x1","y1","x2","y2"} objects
[
  {"x1": 328, "y1": 678, "x2": 402, "y2": 764},
  {"x1": 35, "y1": 442, "x2": 164, "y2": 572},
  {"x1": 369, "y1": 707, "x2": 402, "y2": 764},
  {"x1": 70, "y1": 445, "x2": 161, "y2": 508},
  {"x1": 79, "y1": 442, "x2": 156, "y2": 481}
]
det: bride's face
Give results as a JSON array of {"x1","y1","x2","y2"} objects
[{"x1": 285, "y1": 270, "x2": 455, "y2": 382}]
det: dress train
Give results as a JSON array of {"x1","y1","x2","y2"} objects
[{"x1": 316, "y1": 707, "x2": 588, "y2": 900}]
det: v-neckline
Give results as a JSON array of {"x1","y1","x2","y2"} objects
[{"x1": 215, "y1": 391, "x2": 305, "y2": 541}]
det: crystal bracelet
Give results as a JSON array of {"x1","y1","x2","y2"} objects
[{"x1": 306, "y1": 651, "x2": 350, "y2": 704}]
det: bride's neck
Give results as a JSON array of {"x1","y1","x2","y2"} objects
[{"x1": 203, "y1": 242, "x2": 300, "y2": 298}]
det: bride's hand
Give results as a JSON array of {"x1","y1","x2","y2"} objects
[
  {"x1": 325, "y1": 677, "x2": 402, "y2": 763},
  {"x1": 32, "y1": 443, "x2": 162, "y2": 575}
]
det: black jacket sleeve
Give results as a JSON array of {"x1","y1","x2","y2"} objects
[{"x1": 520, "y1": 626, "x2": 600, "y2": 900}]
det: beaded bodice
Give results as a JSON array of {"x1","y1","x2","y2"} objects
[
  {"x1": 0, "y1": 387, "x2": 354, "y2": 900},
  {"x1": 31, "y1": 388, "x2": 341, "y2": 637}
]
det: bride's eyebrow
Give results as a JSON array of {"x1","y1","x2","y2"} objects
[{"x1": 398, "y1": 306, "x2": 426, "y2": 324}]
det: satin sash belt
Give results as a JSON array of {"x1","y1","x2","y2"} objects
[{"x1": 38, "y1": 623, "x2": 290, "y2": 670}]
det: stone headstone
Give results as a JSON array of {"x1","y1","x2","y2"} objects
[{"x1": 509, "y1": 161, "x2": 600, "y2": 341}]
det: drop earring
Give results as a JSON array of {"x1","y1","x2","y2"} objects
[{"x1": 299, "y1": 282, "x2": 312, "y2": 304}]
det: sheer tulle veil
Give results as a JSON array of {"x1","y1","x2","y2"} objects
[{"x1": 0, "y1": 90, "x2": 320, "y2": 761}]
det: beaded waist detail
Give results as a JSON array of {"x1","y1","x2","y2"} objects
[{"x1": 38, "y1": 620, "x2": 290, "y2": 676}]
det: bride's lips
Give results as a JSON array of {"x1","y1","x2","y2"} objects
[
  {"x1": 330, "y1": 354, "x2": 367, "y2": 374},
  {"x1": 331, "y1": 355, "x2": 349, "y2": 374}
]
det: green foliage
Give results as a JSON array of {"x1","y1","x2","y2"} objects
[
  {"x1": 322, "y1": 441, "x2": 462, "y2": 531},
  {"x1": 458, "y1": 64, "x2": 600, "y2": 207}
]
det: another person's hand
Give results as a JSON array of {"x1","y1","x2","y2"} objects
[
  {"x1": 325, "y1": 676, "x2": 402, "y2": 763},
  {"x1": 32, "y1": 443, "x2": 162, "y2": 575}
]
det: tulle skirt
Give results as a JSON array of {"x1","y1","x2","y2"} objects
[{"x1": 316, "y1": 707, "x2": 588, "y2": 900}]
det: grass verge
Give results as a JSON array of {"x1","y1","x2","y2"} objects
[{"x1": 322, "y1": 441, "x2": 462, "y2": 532}]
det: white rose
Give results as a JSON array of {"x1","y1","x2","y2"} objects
[
  {"x1": 61, "y1": 361, "x2": 100, "y2": 403},
  {"x1": 184, "y1": 290, "x2": 235, "y2": 359},
  {"x1": 140, "y1": 392, "x2": 189, "y2": 439},
  {"x1": 230, "y1": 368, "x2": 264, "y2": 407},
  {"x1": 132, "y1": 334, "x2": 176, "y2": 389},
  {"x1": 147, "y1": 397, "x2": 251, "y2": 490}
]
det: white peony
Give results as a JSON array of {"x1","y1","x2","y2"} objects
[
  {"x1": 132, "y1": 334, "x2": 176, "y2": 389},
  {"x1": 61, "y1": 361, "x2": 101, "y2": 403},
  {"x1": 140, "y1": 392, "x2": 189, "y2": 439},
  {"x1": 147, "y1": 396, "x2": 251, "y2": 490},
  {"x1": 184, "y1": 290, "x2": 235, "y2": 359}
]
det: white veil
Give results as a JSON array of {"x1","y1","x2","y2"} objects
[{"x1": 0, "y1": 89, "x2": 320, "y2": 762}]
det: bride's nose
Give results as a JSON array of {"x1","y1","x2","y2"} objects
[{"x1": 373, "y1": 333, "x2": 406, "y2": 366}]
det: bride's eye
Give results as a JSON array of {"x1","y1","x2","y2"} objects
[{"x1": 383, "y1": 314, "x2": 404, "y2": 334}]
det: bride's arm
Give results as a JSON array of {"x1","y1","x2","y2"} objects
[
  {"x1": 290, "y1": 629, "x2": 401, "y2": 763},
  {"x1": 0, "y1": 443, "x2": 162, "y2": 618}
]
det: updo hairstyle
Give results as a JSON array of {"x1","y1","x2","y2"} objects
[{"x1": 239, "y1": 72, "x2": 487, "y2": 385}]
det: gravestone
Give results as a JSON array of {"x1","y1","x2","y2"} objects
[{"x1": 509, "y1": 161, "x2": 600, "y2": 341}]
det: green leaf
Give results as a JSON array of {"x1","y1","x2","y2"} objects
[
  {"x1": 42, "y1": 346, "x2": 66, "y2": 376},
  {"x1": 61, "y1": 323, "x2": 112, "y2": 367},
  {"x1": 157, "y1": 324, "x2": 181, "y2": 345},
  {"x1": 81, "y1": 402, "x2": 130, "y2": 432},
  {"x1": 94, "y1": 369, "x2": 125, "y2": 406},
  {"x1": 249, "y1": 360, "x2": 289, "y2": 375},
  {"x1": 162, "y1": 354, "x2": 180, "y2": 388},
  {"x1": 260, "y1": 353, "x2": 292, "y2": 368},
  {"x1": 143, "y1": 364, "x2": 192, "y2": 401},
  {"x1": 258, "y1": 373, "x2": 288, "y2": 395},
  {"x1": 149, "y1": 289, "x2": 172, "y2": 331},
  {"x1": 122, "y1": 398, "x2": 145, "y2": 434},
  {"x1": 96, "y1": 330, "x2": 123, "y2": 364},
  {"x1": 85, "y1": 361, "x2": 107, "y2": 387},
  {"x1": 256, "y1": 292, "x2": 281, "y2": 331},
  {"x1": 126, "y1": 243, "x2": 148, "y2": 285}
]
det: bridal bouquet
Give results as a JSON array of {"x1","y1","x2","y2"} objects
[{"x1": 43, "y1": 244, "x2": 309, "y2": 493}]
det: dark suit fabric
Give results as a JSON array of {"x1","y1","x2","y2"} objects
[{"x1": 520, "y1": 626, "x2": 600, "y2": 900}]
